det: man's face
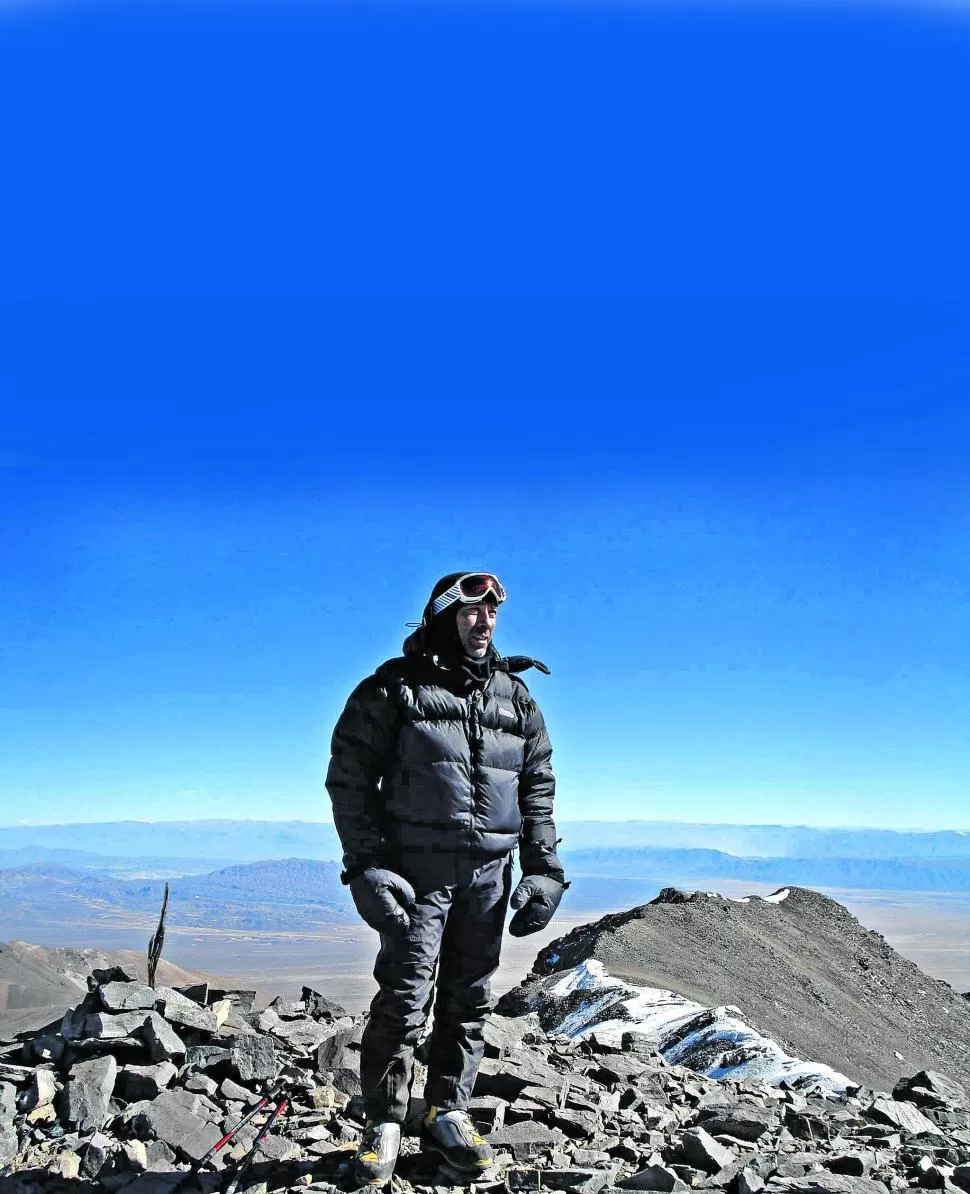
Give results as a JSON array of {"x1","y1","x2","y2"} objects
[{"x1": 455, "y1": 601, "x2": 498, "y2": 658}]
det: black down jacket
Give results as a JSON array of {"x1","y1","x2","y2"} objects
[{"x1": 326, "y1": 651, "x2": 561, "y2": 881}]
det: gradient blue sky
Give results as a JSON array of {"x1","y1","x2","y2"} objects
[{"x1": 1, "y1": 2, "x2": 968, "y2": 830}]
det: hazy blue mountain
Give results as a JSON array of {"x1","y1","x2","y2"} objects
[
  {"x1": 562, "y1": 846, "x2": 970, "y2": 891},
  {"x1": 0, "y1": 846, "x2": 223, "y2": 875},
  {"x1": 0, "y1": 820, "x2": 343, "y2": 861},
  {"x1": 0, "y1": 846, "x2": 112, "y2": 868},
  {"x1": 4, "y1": 819, "x2": 970, "y2": 864},
  {"x1": 3, "y1": 840, "x2": 970, "y2": 952},
  {"x1": 558, "y1": 821, "x2": 970, "y2": 858},
  {"x1": 0, "y1": 858, "x2": 355, "y2": 932}
]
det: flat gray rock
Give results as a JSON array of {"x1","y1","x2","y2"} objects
[
  {"x1": 61, "y1": 1053, "x2": 117, "y2": 1132},
  {"x1": 143, "y1": 1011, "x2": 186, "y2": 1062},
  {"x1": 617, "y1": 1164, "x2": 688, "y2": 1191},
  {"x1": 256, "y1": 1131, "x2": 304, "y2": 1161},
  {"x1": 134, "y1": 1088, "x2": 223, "y2": 1161},
  {"x1": 511, "y1": 1168, "x2": 611, "y2": 1191},
  {"x1": 547, "y1": 1108, "x2": 601, "y2": 1138},
  {"x1": 164, "y1": 1086, "x2": 223, "y2": 1122},
  {"x1": 893, "y1": 1070, "x2": 968, "y2": 1111},
  {"x1": 156, "y1": 986, "x2": 219, "y2": 1034},
  {"x1": 767, "y1": 1175, "x2": 890, "y2": 1194},
  {"x1": 84, "y1": 1009, "x2": 151, "y2": 1039},
  {"x1": 824, "y1": 1153, "x2": 877, "y2": 1177},
  {"x1": 268, "y1": 997, "x2": 306, "y2": 1019},
  {"x1": 116, "y1": 1060, "x2": 178, "y2": 1101},
  {"x1": 331, "y1": 1047, "x2": 361, "y2": 1097},
  {"x1": 231, "y1": 1034, "x2": 278, "y2": 1082},
  {"x1": 572, "y1": 1149, "x2": 613, "y2": 1168},
  {"x1": 80, "y1": 1130, "x2": 116, "y2": 1179},
  {"x1": 21, "y1": 1067, "x2": 58, "y2": 1111},
  {"x1": 590, "y1": 1054, "x2": 655, "y2": 1085},
  {"x1": 484, "y1": 1012, "x2": 540, "y2": 1059},
  {"x1": 220, "y1": 1076, "x2": 259, "y2": 1103},
  {"x1": 269, "y1": 1016, "x2": 333, "y2": 1050},
  {"x1": 476, "y1": 1054, "x2": 569, "y2": 1101},
  {"x1": 99, "y1": 982, "x2": 158, "y2": 1013},
  {"x1": 183, "y1": 1072, "x2": 220, "y2": 1096},
  {"x1": 737, "y1": 1168, "x2": 766, "y2": 1194},
  {"x1": 315, "y1": 1024, "x2": 355, "y2": 1074},
  {"x1": 183, "y1": 1044, "x2": 231, "y2": 1073},
  {"x1": 0, "y1": 1082, "x2": 17, "y2": 1167},
  {"x1": 488, "y1": 1120, "x2": 568, "y2": 1160},
  {"x1": 696, "y1": 1104, "x2": 777, "y2": 1141},
  {"x1": 0, "y1": 1081, "x2": 17, "y2": 1123},
  {"x1": 868, "y1": 1097, "x2": 942, "y2": 1136},
  {"x1": 680, "y1": 1128, "x2": 736, "y2": 1174}
]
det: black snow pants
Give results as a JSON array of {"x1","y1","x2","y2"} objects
[{"x1": 360, "y1": 850, "x2": 512, "y2": 1124}]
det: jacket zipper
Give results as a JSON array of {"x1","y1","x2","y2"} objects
[{"x1": 468, "y1": 689, "x2": 484, "y2": 827}]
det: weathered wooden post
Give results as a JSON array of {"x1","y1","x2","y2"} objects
[{"x1": 147, "y1": 881, "x2": 170, "y2": 988}]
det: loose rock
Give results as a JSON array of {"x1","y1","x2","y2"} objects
[{"x1": 60, "y1": 1053, "x2": 117, "y2": 1132}]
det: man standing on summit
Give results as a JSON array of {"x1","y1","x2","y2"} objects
[{"x1": 326, "y1": 572, "x2": 568, "y2": 1185}]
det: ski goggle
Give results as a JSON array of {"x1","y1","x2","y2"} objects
[{"x1": 430, "y1": 573, "x2": 507, "y2": 617}]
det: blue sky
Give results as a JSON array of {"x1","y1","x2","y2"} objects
[{"x1": 1, "y1": 3, "x2": 968, "y2": 831}]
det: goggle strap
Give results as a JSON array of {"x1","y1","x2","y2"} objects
[{"x1": 431, "y1": 582, "x2": 464, "y2": 616}]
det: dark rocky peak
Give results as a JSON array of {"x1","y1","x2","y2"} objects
[{"x1": 511, "y1": 887, "x2": 970, "y2": 1093}]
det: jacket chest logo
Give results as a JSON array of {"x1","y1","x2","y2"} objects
[{"x1": 497, "y1": 705, "x2": 516, "y2": 722}]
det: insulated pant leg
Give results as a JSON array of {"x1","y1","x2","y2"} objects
[
  {"x1": 360, "y1": 880, "x2": 453, "y2": 1124},
  {"x1": 424, "y1": 854, "x2": 512, "y2": 1110}
]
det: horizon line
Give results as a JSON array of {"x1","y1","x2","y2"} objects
[{"x1": 1, "y1": 817, "x2": 968, "y2": 834}]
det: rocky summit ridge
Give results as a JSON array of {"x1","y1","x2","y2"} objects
[
  {"x1": 503, "y1": 887, "x2": 970, "y2": 1093},
  {"x1": 1, "y1": 889, "x2": 969, "y2": 1194}
]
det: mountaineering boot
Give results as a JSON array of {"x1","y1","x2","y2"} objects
[
  {"x1": 422, "y1": 1106, "x2": 494, "y2": 1175},
  {"x1": 354, "y1": 1121, "x2": 402, "y2": 1186}
]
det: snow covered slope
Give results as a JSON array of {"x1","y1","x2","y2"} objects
[{"x1": 522, "y1": 956, "x2": 852, "y2": 1093}]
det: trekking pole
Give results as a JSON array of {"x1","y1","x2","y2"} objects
[
  {"x1": 169, "y1": 1082, "x2": 284, "y2": 1193},
  {"x1": 223, "y1": 1093, "x2": 290, "y2": 1194}
]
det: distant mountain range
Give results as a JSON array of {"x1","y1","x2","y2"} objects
[
  {"x1": 563, "y1": 846, "x2": 970, "y2": 892},
  {"x1": 0, "y1": 820, "x2": 342, "y2": 863},
  {"x1": 0, "y1": 858, "x2": 355, "y2": 933},
  {"x1": 3, "y1": 818, "x2": 970, "y2": 863},
  {"x1": 558, "y1": 820, "x2": 970, "y2": 860},
  {"x1": 2, "y1": 818, "x2": 970, "y2": 946},
  {"x1": 2, "y1": 838, "x2": 970, "y2": 948},
  {"x1": 0, "y1": 846, "x2": 227, "y2": 877}
]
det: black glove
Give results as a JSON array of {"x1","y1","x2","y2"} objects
[
  {"x1": 508, "y1": 873, "x2": 567, "y2": 937},
  {"x1": 349, "y1": 868, "x2": 416, "y2": 934}
]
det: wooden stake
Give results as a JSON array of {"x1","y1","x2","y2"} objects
[{"x1": 147, "y1": 881, "x2": 170, "y2": 988}]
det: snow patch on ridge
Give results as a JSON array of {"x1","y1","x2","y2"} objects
[
  {"x1": 724, "y1": 887, "x2": 791, "y2": 905},
  {"x1": 542, "y1": 959, "x2": 852, "y2": 1094}
]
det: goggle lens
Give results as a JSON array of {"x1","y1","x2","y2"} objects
[{"x1": 459, "y1": 573, "x2": 506, "y2": 602}]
